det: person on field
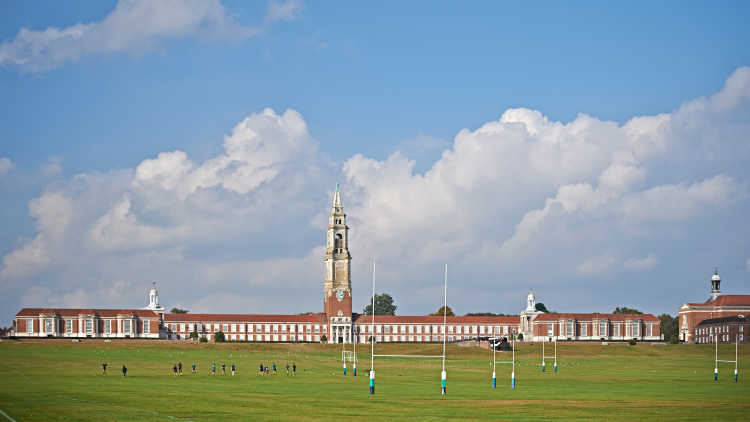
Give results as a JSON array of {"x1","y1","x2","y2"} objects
[
  {"x1": 211, "y1": 362, "x2": 216, "y2": 376},
  {"x1": 231, "y1": 364, "x2": 236, "y2": 376},
  {"x1": 122, "y1": 365, "x2": 127, "y2": 377},
  {"x1": 222, "y1": 363, "x2": 226, "y2": 375},
  {"x1": 178, "y1": 362, "x2": 183, "y2": 375},
  {"x1": 192, "y1": 363, "x2": 196, "y2": 374},
  {"x1": 272, "y1": 363, "x2": 277, "y2": 375},
  {"x1": 173, "y1": 364, "x2": 178, "y2": 376},
  {"x1": 292, "y1": 363, "x2": 296, "y2": 376},
  {"x1": 259, "y1": 363, "x2": 263, "y2": 376},
  {"x1": 102, "y1": 362, "x2": 107, "y2": 375},
  {"x1": 285, "y1": 364, "x2": 289, "y2": 375}
]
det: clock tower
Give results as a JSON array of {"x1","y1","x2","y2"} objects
[{"x1": 324, "y1": 184, "x2": 353, "y2": 343}]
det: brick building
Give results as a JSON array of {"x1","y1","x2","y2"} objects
[
  {"x1": 678, "y1": 269, "x2": 750, "y2": 343},
  {"x1": 694, "y1": 315, "x2": 748, "y2": 344},
  {"x1": 13, "y1": 308, "x2": 160, "y2": 339},
  {"x1": 13, "y1": 187, "x2": 660, "y2": 343},
  {"x1": 530, "y1": 312, "x2": 661, "y2": 342}
]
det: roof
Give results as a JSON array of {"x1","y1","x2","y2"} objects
[
  {"x1": 352, "y1": 315, "x2": 520, "y2": 324},
  {"x1": 685, "y1": 295, "x2": 750, "y2": 307},
  {"x1": 696, "y1": 315, "x2": 747, "y2": 326},
  {"x1": 533, "y1": 313, "x2": 659, "y2": 322},
  {"x1": 15, "y1": 308, "x2": 159, "y2": 318},
  {"x1": 164, "y1": 313, "x2": 327, "y2": 323}
]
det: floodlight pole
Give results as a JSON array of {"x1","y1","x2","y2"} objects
[
  {"x1": 370, "y1": 259, "x2": 376, "y2": 395},
  {"x1": 441, "y1": 264, "x2": 447, "y2": 397}
]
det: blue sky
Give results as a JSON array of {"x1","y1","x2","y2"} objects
[{"x1": 1, "y1": 1, "x2": 749, "y2": 325}]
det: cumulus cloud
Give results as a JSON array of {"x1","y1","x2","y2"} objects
[
  {"x1": 0, "y1": 0, "x2": 300, "y2": 72},
  {"x1": 2, "y1": 68, "x2": 750, "y2": 322}
]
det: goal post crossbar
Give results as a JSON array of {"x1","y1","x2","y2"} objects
[{"x1": 373, "y1": 354, "x2": 443, "y2": 358}]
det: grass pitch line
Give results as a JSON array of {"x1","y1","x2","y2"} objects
[{"x1": 0, "y1": 409, "x2": 18, "y2": 422}]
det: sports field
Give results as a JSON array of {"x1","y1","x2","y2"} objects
[{"x1": 0, "y1": 340, "x2": 747, "y2": 421}]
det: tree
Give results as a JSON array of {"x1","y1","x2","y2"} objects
[
  {"x1": 214, "y1": 331, "x2": 225, "y2": 342},
  {"x1": 320, "y1": 334, "x2": 328, "y2": 342},
  {"x1": 613, "y1": 307, "x2": 643, "y2": 315},
  {"x1": 170, "y1": 307, "x2": 189, "y2": 314},
  {"x1": 189, "y1": 331, "x2": 199, "y2": 340},
  {"x1": 535, "y1": 303, "x2": 549, "y2": 313},
  {"x1": 658, "y1": 314, "x2": 678, "y2": 341},
  {"x1": 362, "y1": 293, "x2": 397, "y2": 315},
  {"x1": 429, "y1": 306, "x2": 455, "y2": 316},
  {"x1": 517, "y1": 333, "x2": 524, "y2": 341}
]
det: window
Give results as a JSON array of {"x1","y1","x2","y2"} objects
[
  {"x1": 66, "y1": 320, "x2": 73, "y2": 334},
  {"x1": 614, "y1": 324, "x2": 620, "y2": 337},
  {"x1": 85, "y1": 319, "x2": 93, "y2": 334},
  {"x1": 196, "y1": 323, "x2": 203, "y2": 332},
  {"x1": 599, "y1": 321, "x2": 607, "y2": 337},
  {"x1": 547, "y1": 323, "x2": 554, "y2": 337},
  {"x1": 416, "y1": 325, "x2": 422, "y2": 334},
  {"x1": 314, "y1": 324, "x2": 320, "y2": 333},
  {"x1": 632, "y1": 322, "x2": 639, "y2": 337},
  {"x1": 143, "y1": 320, "x2": 150, "y2": 334},
  {"x1": 223, "y1": 324, "x2": 229, "y2": 332},
  {"x1": 27, "y1": 319, "x2": 34, "y2": 333},
  {"x1": 566, "y1": 321, "x2": 574, "y2": 336},
  {"x1": 647, "y1": 324, "x2": 653, "y2": 337},
  {"x1": 44, "y1": 319, "x2": 54, "y2": 333},
  {"x1": 581, "y1": 323, "x2": 587, "y2": 337},
  {"x1": 123, "y1": 320, "x2": 131, "y2": 334},
  {"x1": 273, "y1": 324, "x2": 278, "y2": 332}
]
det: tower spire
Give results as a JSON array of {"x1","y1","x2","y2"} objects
[{"x1": 332, "y1": 183, "x2": 343, "y2": 210}]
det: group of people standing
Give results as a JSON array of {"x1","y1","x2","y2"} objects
[
  {"x1": 259, "y1": 362, "x2": 295, "y2": 376},
  {"x1": 101, "y1": 360, "x2": 297, "y2": 378}
]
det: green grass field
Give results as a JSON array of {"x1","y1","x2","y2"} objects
[{"x1": 0, "y1": 340, "x2": 747, "y2": 421}]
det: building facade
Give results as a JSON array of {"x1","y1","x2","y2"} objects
[
  {"x1": 678, "y1": 269, "x2": 750, "y2": 343},
  {"x1": 14, "y1": 187, "x2": 661, "y2": 344},
  {"x1": 529, "y1": 313, "x2": 661, "y2": 342},
  {"x1": 694, "y1": 315, "x2": 748, "y2": 344}
]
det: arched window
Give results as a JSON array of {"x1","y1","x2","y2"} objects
[{"x1": 335, "y1": 233, "x2": 343, "y2": 250}]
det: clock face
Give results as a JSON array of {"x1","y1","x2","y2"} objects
[{"x1": 336, "y1": 291, "x2": 345, "y2": 301}]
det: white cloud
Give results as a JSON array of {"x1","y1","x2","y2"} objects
[
  {"x1": 0, "y1": 157, "x2": 12, "y2": 177},
  {"x1": 1, "y1": 192, "x2": 73, "y2": 279},
  {"x1": 0, "y1": 0, "x2": 298, "y2": 72},
  {"x1": 624, "y1": 254, "x2": 658, "y2": 271},
  {"x1": 621, "y1": 175, "x2": 738, "y2": 223}
]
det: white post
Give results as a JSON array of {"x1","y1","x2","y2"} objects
[
  {"x1": 511, "y1": 333, "x2": 516, "y2": 389},
  {"x1": 441, "y1": 263, "x2": 447, "y2": 396},
  {"x1": 715, "y1": 333, "x2": 718, "y2": 381},
  {"x1": 554, "y1": 339, "x2": 557, "y2": 373},
  {"x1": 370, "y1": 259, "x2": 375, "y2": 394},
  {"x1": 492, "y1": 338, "x2": 496, "y2": 388},
  {"x1": 735, "y1": 333, "x2": 739, "y2": 383},
  {"x1": 542, "y1": 339, "x2": 545, "y2": 372}
]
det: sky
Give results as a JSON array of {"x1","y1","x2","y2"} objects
[{"x1": 1, "y1": 0, "x2": 749, "y2": 325}]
